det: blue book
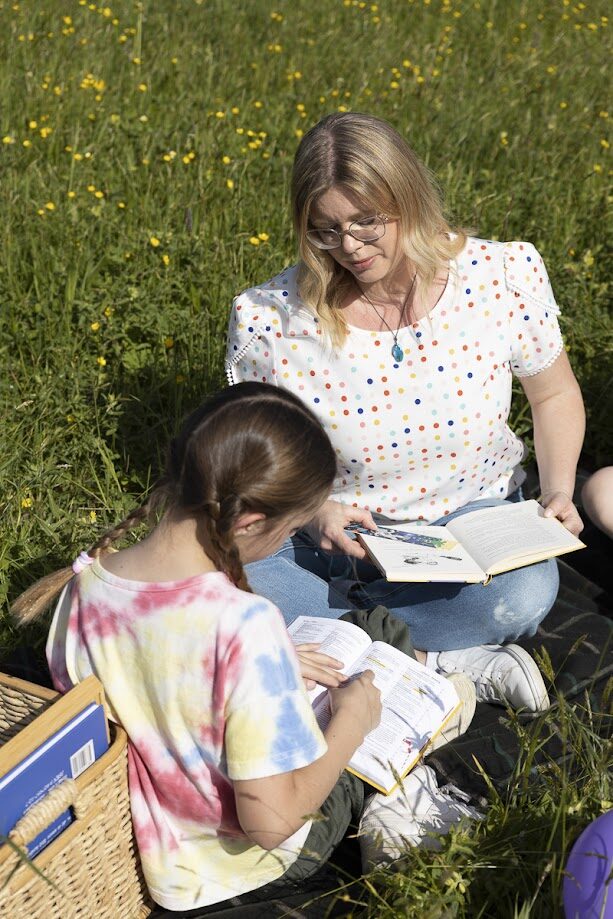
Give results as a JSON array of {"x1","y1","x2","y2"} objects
[{"x1": 0, "y1": 675, "x2": 109, "y2": 857}]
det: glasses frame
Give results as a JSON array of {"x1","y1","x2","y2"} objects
[{"x1": 305, "y1": 214, "x2": 388, "y2": 250}]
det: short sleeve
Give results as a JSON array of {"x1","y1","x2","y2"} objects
[
  {"x1": 504, "y1": 241, "x2": 564, "y2": 377},
  {"x1": 225, "y1": 290, "x2": 276, "y2": 386},
  {"x1": 223, "y1": 598, "x2": 327, "y2": 781}
]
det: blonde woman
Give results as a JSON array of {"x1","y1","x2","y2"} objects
[{"x1": 226, "y1": 112, "x2": 585, "y2": 712}]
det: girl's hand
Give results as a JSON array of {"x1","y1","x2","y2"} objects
[
  {"x1": 541, "y1": 491, "x2": 584, "y2": 536},
  {"x1": 329, "y1": 669, "x2": 382, "y2": 736},
  {"x1": 295, "y1": 643, "x2": 346, "y2": 691},
  {"x1": 304, "y1": 499, "x2": 377, "y2": 558}
]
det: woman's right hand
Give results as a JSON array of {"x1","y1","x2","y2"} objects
[
  {"x1": 304, "y1": 499, "x2": 377, "y2": 558},
  {"x1": 328, "y1": 669, "x2": 382, "y2": 736}
]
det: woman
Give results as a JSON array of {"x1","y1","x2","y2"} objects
[{"x1": 226, "y1": 112, "x2": 585, "y2": 707}]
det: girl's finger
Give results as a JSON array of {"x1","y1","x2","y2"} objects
[{"x1": 298, "y1": 650, "x2": 344, "y2": 668}]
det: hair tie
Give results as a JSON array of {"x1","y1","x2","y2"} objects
[{"x1": 72, "y1": 551, "x2": 94, "y2": 575}]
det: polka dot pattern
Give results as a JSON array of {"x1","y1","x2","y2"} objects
[{"x1": 226, "y1": 239, "x2": 564, "y2": 522}]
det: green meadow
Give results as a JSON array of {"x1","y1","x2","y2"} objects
[{"x1": 0, "y1": 1, "x2": 611, "y2": 915}]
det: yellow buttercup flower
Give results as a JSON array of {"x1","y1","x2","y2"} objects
[
  {"x1": 21, "y1": 497, "x2": 33, "y2": 509},
  {"x1": 97, "y1": 356, "x2": 107, "y2": 366},
  {"x1": 150, "y1": 236, "x2": 161, "y2": 247},
  {"x1": 249, "y1": 236, "x2": 261, "y2": 246},
  {"x1": 162, "y1": 254, "x2": 170, "y2": 266},
  {"x1": 91, "y1": 321, "x2": 100, "y2": 331}
]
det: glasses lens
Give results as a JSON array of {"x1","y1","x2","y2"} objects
[
  {"x1": 350, "y1": 217, "x2": 385, "y2": 241},
  {"x1": 306, "y1": 229, "x2": 341, "y2": 249}
]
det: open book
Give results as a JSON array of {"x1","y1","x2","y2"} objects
[
  {"x1": 288, "y1": 616, "x2": 461, "y2": 795},
  {"x1": 349, "y1": 499, "x2": 584, "y2": 584}
]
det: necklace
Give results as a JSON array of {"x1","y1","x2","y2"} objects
[{"x1": 358, "y1": 273, "x2": 417, "y2": 363}]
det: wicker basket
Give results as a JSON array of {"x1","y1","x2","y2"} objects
[{"x1": 0, "y1": 672, "x2": 154, "y2": 918}]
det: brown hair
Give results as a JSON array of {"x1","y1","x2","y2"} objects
[
  {"x1": 291, "y1": 112, "x2": 467, "y2": 348},
  {"x1": 12, "y1": 383, "x2": 337, "y2": 624}
]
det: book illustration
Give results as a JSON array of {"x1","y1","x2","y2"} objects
[{"x1": 345, "y1": 523, "x2": 457, "y2": 550}]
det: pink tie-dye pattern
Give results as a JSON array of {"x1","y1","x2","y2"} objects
[{"x1": 46, "y1": 562, "x2": 327, "y2": 910}]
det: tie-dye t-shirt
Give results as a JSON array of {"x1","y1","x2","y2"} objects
[
  {"x1": 226, "y1": 238, "x2": 564, "y2": 523},
  {"x1": 46, "y1": 562, "x2": 327, "y2": 911}
]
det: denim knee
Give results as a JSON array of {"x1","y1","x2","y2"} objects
[{"x1": 490, "y1": 558, "x2": 559, "y2": 642}]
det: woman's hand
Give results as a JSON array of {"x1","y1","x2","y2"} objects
[
  {"x1": 304, "y1": 499, "x2": 377, "y2": 558},
  {"x1": 541, "y1": 491, "x2": 584, "y2": 536},
  {"x1": 295, "y1": 643, "x2": 346, "y2": 691}
]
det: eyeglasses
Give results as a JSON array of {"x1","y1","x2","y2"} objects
[{"x1": 306, "y1": 215, "x2": 388, "y2": 250}]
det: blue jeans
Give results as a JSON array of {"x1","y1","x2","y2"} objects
[{"x1": 245, "y1": 493, "x2": 560, "y2": 651}]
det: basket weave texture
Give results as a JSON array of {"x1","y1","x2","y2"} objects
[{"x1": 0, "y1": 674, "x2": 154, "y2": 918}]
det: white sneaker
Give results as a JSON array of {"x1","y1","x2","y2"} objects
[
  {"x1": 430, "y1": 644, "x2": 550, "y2": 713},
  {"x1": 358, "y1": 764, "x2": 481, "y2": 870}
]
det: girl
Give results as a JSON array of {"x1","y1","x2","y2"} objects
[{"x1": 11, "y1": 382, "x2": 476, "y2": 913}]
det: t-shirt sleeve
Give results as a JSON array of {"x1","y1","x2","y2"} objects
[
  {"x1": 225, "y1": 289, "x2": 277, "y2": 386},
  {"x1": 503, "y1": 241, "x2": 564, "y2": 377},
  {"x1": 223, "y1": 597, "x2": 327, "y2": 781}
]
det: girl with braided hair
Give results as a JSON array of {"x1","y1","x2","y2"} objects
[{"x1": 10, "y1": 382, "x2": 478, "y2": 912}]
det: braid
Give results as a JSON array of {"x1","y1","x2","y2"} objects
[
  {"x1": 201, "y1": 496, "x2": 251, "y2": 593},
  {"x1": 11, "y1": 495, "x2": 160, "y2": 626},
  {"x1": 89, "y1": 501, "x2": 152, "y2": 558}
]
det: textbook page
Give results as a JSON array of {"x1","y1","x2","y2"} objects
[
  {"x1": 287, "y1": 616, "x2": 372, "y2": 706},
  {"x1": 447, "y1": 500, "x2": 583, "y2": 574},
  {"x1": 313, "y1": 640, "x2": 459, "y2": 793}
]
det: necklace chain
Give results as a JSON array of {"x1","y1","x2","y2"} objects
[{"x1": 358, "y1": 273, "x2": 417, "y2": 363}]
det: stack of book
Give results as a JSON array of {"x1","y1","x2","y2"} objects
[{"x1": 0, "y1": 675, "x2": 109, "y2": 857}]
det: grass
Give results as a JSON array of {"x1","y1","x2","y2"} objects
[{"x1": 0, "y1": 0, "x2": 611, "y2": 915}]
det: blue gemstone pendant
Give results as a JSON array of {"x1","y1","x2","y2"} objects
[{"x1": 391, "y1": 342, "x2": 404, "y2": 362}]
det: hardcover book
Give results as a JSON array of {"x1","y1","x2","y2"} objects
[
  {"x1": 349, "y1": 499, "x2": 584, "y2": 583},
  {"x1": 0, "y1": 676, "x2": 109, "y2": 857}
]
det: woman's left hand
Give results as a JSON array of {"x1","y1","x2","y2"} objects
[
  {"x1": 294, "y1": 643, "x2": 347, "y2": 691},
  {"x1": 541, "y1": 491, "x2": 584, "y2": 536}
]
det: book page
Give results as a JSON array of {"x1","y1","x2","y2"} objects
[
  {"x1": 343, "y1": 642, "x2": 459, "y2": 791},
  {"x1": 447, "y1": 500, "x2": 583, "y2": 573},
  {"x1": 357, "y1": 528, "x2": 485, "y2": 583},
  {"x1": 287, "y1": 616, "x2": 372, "y2": 706}
]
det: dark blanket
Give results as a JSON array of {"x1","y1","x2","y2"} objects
[{"x1": 426, "y1": 560, "x2": 613, "y2": 801}]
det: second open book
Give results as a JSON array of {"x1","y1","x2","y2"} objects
[
  {"x1": 350, "y1": 499, "x2": 584, "y2": 583},
  {"x1": 288, "y1": 616, "x2": 461, "y2": 795}
]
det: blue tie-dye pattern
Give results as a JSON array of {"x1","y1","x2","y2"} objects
[
  {"x1": 271, "y1": 696, "x2": 321, "y2": 769},
  {"x1": 255, "y1": 647, "x2": 300, "y2": 695},
  {"x1": 241, "y1": 599, "x2": 271, "y2": 622}
]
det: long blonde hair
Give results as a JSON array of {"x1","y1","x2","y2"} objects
[
  {"x1": 11, "y1": 383, "x2": 337, "y2": 624},
  {"x1": 291, "y1": 112, "x2": 467, "y2": 348}
]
